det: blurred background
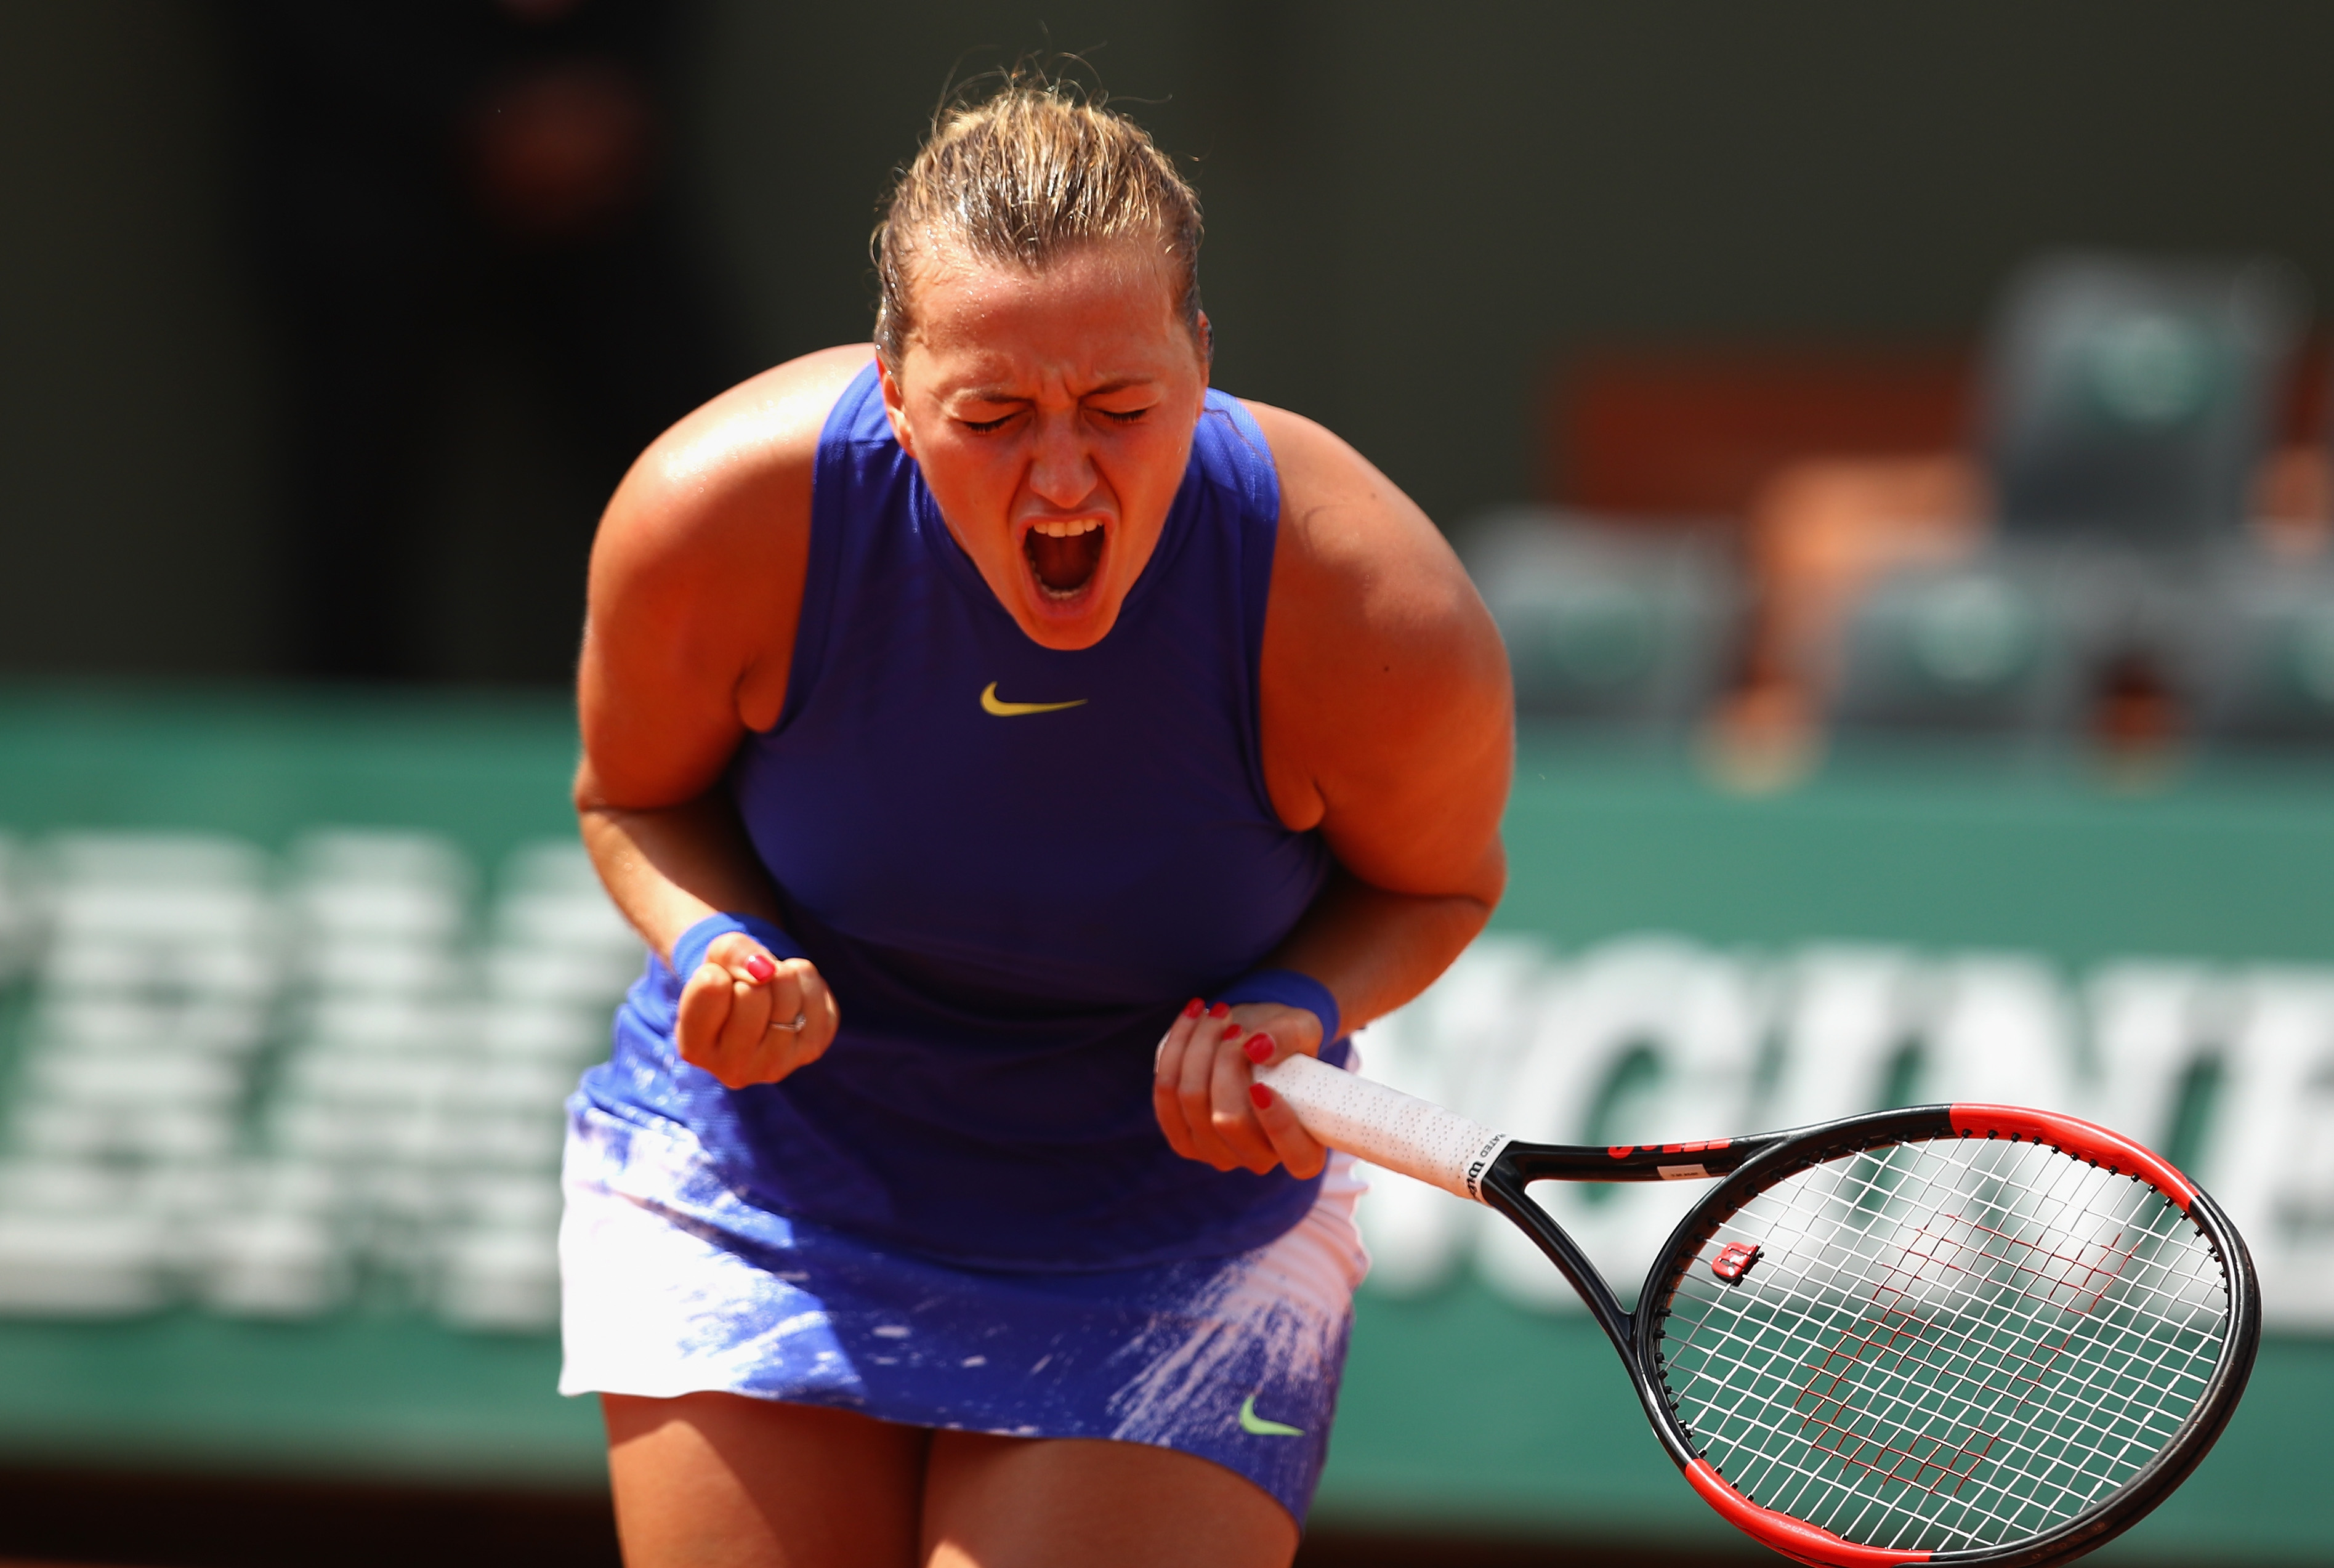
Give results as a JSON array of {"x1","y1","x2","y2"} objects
[{"x1": 4, "y1": 2, "x2": 2334, "y2": 1564}]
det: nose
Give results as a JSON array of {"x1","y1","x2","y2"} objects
[{"x1": 1025, "y1": 407, "x2": 1097, "y2": 510}]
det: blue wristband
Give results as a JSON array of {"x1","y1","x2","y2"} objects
[
  {"x1": 1213, "y1": 967, "x2": 1341, "y2": 1048},
  {"x1": 669, "y1": 911, "x2": 806, "y2": 980}
]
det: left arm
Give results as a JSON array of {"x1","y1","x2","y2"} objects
[{"x1": 1153, "y1": 403, "x2": 1513, "y2": 1177}]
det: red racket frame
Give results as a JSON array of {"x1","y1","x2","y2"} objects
[{"x1": 1477, "y1": 1102, "x2": 2257, "y2": 1568}]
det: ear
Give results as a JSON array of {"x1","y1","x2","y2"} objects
[
  {"x1": 875, "y1": 352, "x2": 916, "y2": 458},
  {"x1": 1196, "y1": 312, "x2": 1214, "y2": 388}
]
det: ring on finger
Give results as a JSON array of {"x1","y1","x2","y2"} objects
[{"x1": 766, "y1": 1009, "x2": 809, "y2": 1033}]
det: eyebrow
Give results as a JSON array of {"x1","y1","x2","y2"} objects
[{"x1": 951, "y1": 377, "x2": 1157, "y2": 404}]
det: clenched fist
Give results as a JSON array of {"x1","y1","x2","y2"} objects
[{"x1": 675, "y1": 931, "x2": 841, "y2": 1089}]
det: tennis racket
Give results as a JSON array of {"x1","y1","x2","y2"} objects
[{"x1": 1256, "y1": 1054, "x2": 2256, "y2": 1568}]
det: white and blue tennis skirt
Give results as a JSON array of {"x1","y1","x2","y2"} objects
[{"x1": 557, "y1": 1101, "x2": 1370, "y2": 1522}]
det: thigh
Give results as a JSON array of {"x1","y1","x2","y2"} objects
[
  {"x1": 920, "y1": 1431, "x2": 1298, "y2": 1568},
  {"x1": 604, "y1": 1392, "x2": 929, "y2": 1568}
]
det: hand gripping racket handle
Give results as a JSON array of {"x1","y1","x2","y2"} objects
[{"x1": 1256, "y1": 1053, "x2": 1512, "y2": 1203}]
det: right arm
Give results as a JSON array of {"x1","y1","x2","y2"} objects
[{"x1": 575, "y1": 344, "x2": 874, "y2": 1088}]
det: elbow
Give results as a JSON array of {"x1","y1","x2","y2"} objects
[
  {"x1": 571, "y1": 759, "x2": 607, "y2": 820},
  {"x1": 1460, "y1": 838, "x2": 1506, "y2": 927}
]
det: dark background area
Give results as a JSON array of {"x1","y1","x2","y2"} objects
[
  {"x1": 4, "y1": 2, "x2": 2333, "y2": 687},
  {"x1": 0, "y1": 1465, "x2": 1766, "y2": 1568}
]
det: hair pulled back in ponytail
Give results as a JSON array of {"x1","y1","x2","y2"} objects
[{"x1": 872, "y1": 73, "x2": 1205, "y2": 370}]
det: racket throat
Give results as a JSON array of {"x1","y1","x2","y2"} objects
[{"x1": 1482, "y1": 1170, "x2": 1636, "y2": 1344}]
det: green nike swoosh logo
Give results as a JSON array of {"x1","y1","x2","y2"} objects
[
  {"x1": 980, "y1": 681, "x2": 1088, "y2": 717},
  {"x1": 1238, "y1": 1394, "x2": 1304, "y2": 1437}
]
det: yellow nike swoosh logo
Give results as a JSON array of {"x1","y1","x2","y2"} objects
[
  {"x1": 980, "y1": 682, "x2": 1088, "y2": 717},
  {"x1": 1238, "y1": 1394, "x2": 1304, "y2": 1437}
]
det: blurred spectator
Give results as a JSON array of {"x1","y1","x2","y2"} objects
[
  {"x1": 1735, "y1": 440, "x2": 2334, "y2": 748},
  {"x1": 1729, "y1": 258, "x2": 2330, "y2": 753},
  {"x1": 1730, "y1": 455, "x2": 1990, "y2": 746},
  {"x1": 228, "y1": 0, "x2": 742, "y2": 681}
]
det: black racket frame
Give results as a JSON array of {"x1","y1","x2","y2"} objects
[{"x1": 1477, "y1": 1104, "x2": 2260, "y2": 1568}]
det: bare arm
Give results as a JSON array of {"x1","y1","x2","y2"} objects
[
  {"x1": 1256, "y1": 862, "x2": 1503, "y2": 1036},
  {"x1": 1154, "y1": 402, "x2": 1512, "y2": 1177},
  {"x1": 574, "y1": 793, "x2": 781, "y2": 958},
  {"x1": 576, "y1": 344, "x2": 873, "y2": 1085}
]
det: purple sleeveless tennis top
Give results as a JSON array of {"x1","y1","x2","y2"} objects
[{"x1": 581, "y1": 362, "x2": 1343, "y2": 1271}]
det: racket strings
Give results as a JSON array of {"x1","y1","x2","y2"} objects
[
  {"x1": 1666, "y1": 1141, "x2": 2222, "y2": 1549},
  {"x1": 1654, "y1": 1136, "x2": 2228, "y2": 1554},
  {"x1": 1792, "y1": 1216, "x2": 2147, "y2": 1494},
  {"x1": 1795, "y1": 1204, "x2": 2166, "y2": 1486},
  {"x1": 1682, "y1": 1146, "x2": 2221, "y2": 1548},
  {"x1": 1669, "y1": 1156, "x2": 2213, "y2": 1548}
]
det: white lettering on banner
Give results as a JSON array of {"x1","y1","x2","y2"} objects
[
  {"x1": 1924, "y1": 956, "x2": 2078, "y2": 1112},
  {"x1": 1349, "y1": 936, "x2": 1546, "y2": 1296},
  {"x1": 1346, "y1": 936, "x2": 2334, "y2": 1332},
  {"x1": 2202, "y1": 974, "x2": 2334, "y2": 1331},
  {"x1": 1764, "y1": 947, "x2": 1920, "y2": 1130},
  {"x1": 2086, "y1": 964, "x2": 2219, "y2": 1155},
  {"x1": 1477, "y1": 938, "x2": 1765, "y2": 1313},
  {"x1": 0, "y1": 831, "x2": 645, "y2": 1328}
]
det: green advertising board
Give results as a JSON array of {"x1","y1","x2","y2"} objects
[{"x1": 0, "y1": 687, "x2": 2325, "y2": 1561}]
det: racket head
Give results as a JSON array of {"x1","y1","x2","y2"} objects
[{"x1": 1633, "y1": 1105, "x2": 2257, "y2": 1568}]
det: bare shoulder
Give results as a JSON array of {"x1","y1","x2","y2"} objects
[
  {"x1": 597, "y1": 344, "x2": 874, "y2": 589},
  {"x1": 1243, "y1": 402, "x2": 1482, "y2": 637},
  {"x1": 1243, "y1": 401, "x2": 1512, "y2": 899},
  {"x1": 581, "y1": 345, "x2": 873, "y2": 804}
]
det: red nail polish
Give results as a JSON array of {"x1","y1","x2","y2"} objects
[
  {"x1": 1182, "y1": 998, "x2": 1203, "y2": 1019},
  {"x1": 1208, "y1": 1002, "x2": 1230, "y2": 1019},
  {"x1": 1249, "y1": 1083, "x2": 1274, "y2": 1109},
  {"x1": 1220, "y1": 1020, "x2": 1245, "y2": 1039},
  {"x1": 1244, "y1": 1035, "x2": 1274, "y2": 1064},
  {"x1": 742, "y1": 955, "x2": 776, "y2": 983}
]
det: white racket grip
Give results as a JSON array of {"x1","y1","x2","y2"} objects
[{"x1": 1258, "y1": 1053, "x2": 1512, "y2": 1203}]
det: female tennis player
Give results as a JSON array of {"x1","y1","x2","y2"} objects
[{"x1": 562, "y1": 80, "x2": 1510, "y2": 1567}]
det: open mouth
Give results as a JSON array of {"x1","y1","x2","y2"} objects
[{"x1": 1022, "y1": 519, "x2": 1107, "y2": 601}]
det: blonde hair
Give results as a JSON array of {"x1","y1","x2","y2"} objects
[{"x1": 872, "y1": 78, "x2": 1205, "y2": 369}]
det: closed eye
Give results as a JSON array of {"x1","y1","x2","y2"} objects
[
  {"x1": 1096, "y1": 406, "x2": 1151, "y2": 425},
  {"x1": 958, "y1": 412, "x2": 1019, "y2": 434}
]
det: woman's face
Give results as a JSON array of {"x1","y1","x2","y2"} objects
[{"x1": 878, "y1": 242, "x2": 1209, "y2": 651}]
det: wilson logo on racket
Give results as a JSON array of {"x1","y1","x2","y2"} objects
[
  {"x1": 1607, "y1": 1139, "x2": 1731, "y2": 1158},
  {"x1": 1461, "y1": 1131, "x2": 1510, "y2": 1202},
  {"x1": 1253, "y1": 1053, "x2": 2257, "y2": 1568}
]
